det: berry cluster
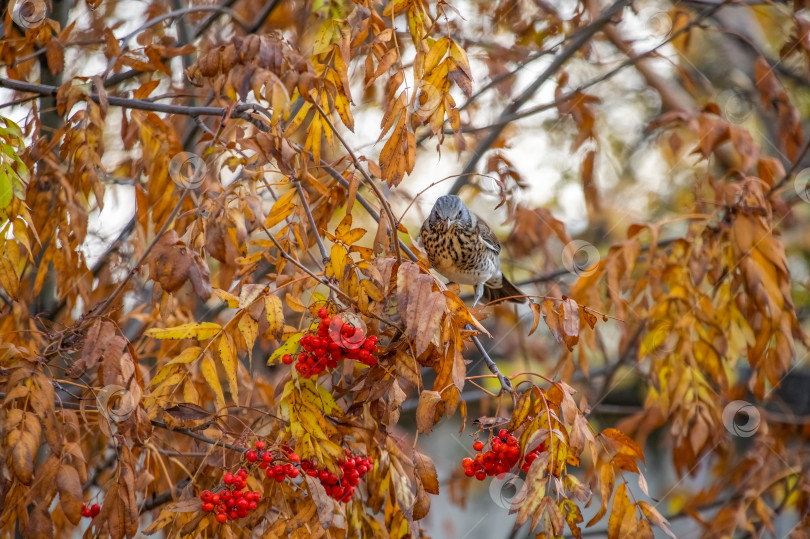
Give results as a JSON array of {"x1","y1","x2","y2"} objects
[
  {"x1": 282, "y1": 307, "x2": 378, "y2": 378},
  {"x1": 245, "y1": 440, "x2": 301, "y2": 481},
  {"x1": 81, "y1": 502, "x2": 100, "y2": 518},
  {"x1": 521, "y1": 442, "x2": 547, "y2": 473},
  {"x1": 301, "y1": 450, "x2": 374, "y2": 502},
  {"x1": 462, "y1": 430, "x2": 522, "y2": 480},
  {"x1": 200, "y1": 470, "x2": 262, "y2": 523}
]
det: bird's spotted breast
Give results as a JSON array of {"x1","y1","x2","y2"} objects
[{"x1": 420, "y1": 222, "x2": 500, "y2": 285}]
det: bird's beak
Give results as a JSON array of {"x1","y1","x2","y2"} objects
[{"x1": 446, "y1": 217, "x2": 452, "y2": 230}]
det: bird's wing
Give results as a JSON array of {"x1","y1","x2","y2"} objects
[{"x1": 476, "y1": 217, "x2": 501, "y2": 254}]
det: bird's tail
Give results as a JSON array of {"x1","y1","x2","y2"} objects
[{"x1": 483, "y1": 276, "x2": 526, "y2": 304}]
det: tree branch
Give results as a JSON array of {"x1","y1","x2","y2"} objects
[{"x1": 448, "y1": 0, "x2": 633, "y2": 195}]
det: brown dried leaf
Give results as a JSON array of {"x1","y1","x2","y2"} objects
[
  {"x1": 163, "y1": 403, "x2": 212, "y2": 422},
  {"x1": 415, "y1": 390, "x2": 442, "y2": 434},
  {"x1": 541, "y1": 299, "x2": 564, "y2": 345},
  {"x1": 414, "y1": 450, "x2": 439, "y2": 495},
  {"x1": 57, "y1": 465, "x2": 83, "y2": 524}
]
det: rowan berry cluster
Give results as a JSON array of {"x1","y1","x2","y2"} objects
[
  {"x1": 81, "y1": 502, "x2": 100, "y2": 518},
  {"x1": 282, "y1": 307, "x2": 378, "y2": 377},
  {"x1": 245, "y1": 440, "x2": 301, "y2": 481},
  {"x1": 200, "y1": 469, "x2": 262, "y2": 523},
  {"x1": 301, "y1": 450, "x2": 374, "y2": 502},
  {"x1": 462, "y1": 430, "x2": 522, "y2": 480}
]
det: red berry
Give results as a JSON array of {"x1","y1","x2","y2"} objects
[
  {"x1": 224, "y1": 472, "x2": 234, "y2": 485},
  {"x1": 289, "y1": 452, "x2": 300, "y2": 463},
  {"x1": 475, "y1": 471, "x2": 486, "y2": 480},
  {"x1": 318, "y1": 307, "x2": 328, "y2": 319},
  {"x1": 246, "y1": 450, "x2": 258, "y2": 462},
  {"x1": 473, "y1": 441, "x2": 484, "y2": 451},
  {"x1": 255, "y1": 440, "x2": 265, "y2": 450},
  {"x1": 221, "y1": 490, "x2": 231, "y2": 501},
  {"x1": 90, "y1": 503, "x2": 100, "y2": 516},
  {"x1": 262, "y1": 452, "x2": 273, "y2": 462},
  {"x1": 282, "y1": 354, "x2": 293, "y2": 365},
  {"x1": 289, "y1": 468, "x2": 299, "y2": 478},
  {"x1": 229, "y1": 510, "x2": 238, "y2": 520},
  {"x1": 211, "y1": 494, "x2": 221, "y2": 504},
  {"x1": 248, "y1": 501, "x2": 257, "y2": 510},
  {"x1": 216, "y1": 512, "x2": 228, "y2": 523},
  {"x1": 200, "y1": 490, "x2": 212, "y2": 502},
  {"x1": 461, "y1": 457, "x2": 473, "y2": 467},
  {"x1": 203, "y1": 502, "x2": 214, "y2": 512}
]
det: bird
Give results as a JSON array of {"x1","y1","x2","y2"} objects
[{"x1": 420, "y1": 195, "x2": 526, "y2": 307}]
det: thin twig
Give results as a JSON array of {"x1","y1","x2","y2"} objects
[
  {"x1": 470, "y1": 328, "x2": 514, "y2": 396},
  {"x1": 448, "y1": 0, "x2": 633, "y2": 195},
  {"x1": 294, "y1": 180, "x2": 329, "y2": 264},
  {"x1": 90, "y1": 191, "x2": 189, "y2": 319}
]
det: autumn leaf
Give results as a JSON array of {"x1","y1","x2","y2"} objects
[
  {"x1": 145, "y1": 322, "x2": 221, "y2": 340},
  {"x1": 416, "y1": 390, "x2": 442, "y2": 434}
]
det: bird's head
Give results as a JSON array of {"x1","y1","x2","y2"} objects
[{"x1": 429, "y1": 195, "x2": 472, "y2": 231}]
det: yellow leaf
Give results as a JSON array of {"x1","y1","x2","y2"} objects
[
  {"x1": 265, "y1": 294, "x2": 284, "y2": 339},
  {"x1": 268, "y1": 333, "x2": 303, "y2": 365},
  {"x1": 238, "y1": 315, "x2": 258, "y2": 362},
  {"x1": 361, "y1": 279, "x2": 384, "y2": 302},
  {"x1": 212, "y1": 288, "x2": 239, "y2": 308},
  {"x1": 201, "y1": 355, "x2": 226, "y2": 411},
  {"x1": 335, "y1": 214, "x2": 352, "y2": 238},
  {"x1": 423, "y1": 37, "x2": 449, "y2": 76},
  {"x1": 265, "y1": 188, "x2": 297, "y2": 229},
  {"x1": 165, "y1": 346, "x2": 202, "y2": 366},
  {"x1": 145, "y1": 322, "x2": 221, "y2": 340},
  {"x1": 218, "y1": 335, "x2": 239, "y2": 404},
  {"x1": 331, "y1": 244, "x2": 347, "y2": 281},
  {"x1": 300, "y1": 378, "x2": 343, "y2": 416},
  {"x1": 608, "y1": 483, "x2": 631, "y2": 539},
  {"x1": 340, "y1": 228, "x2": 367, "y2": 245}
]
